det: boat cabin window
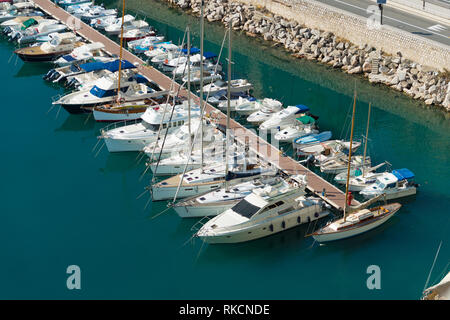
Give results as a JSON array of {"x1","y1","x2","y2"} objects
[
  {"x1": 387, "y1": 182, "x2": 396, "y2": 188},
  {"x1": 278, "y1": 206, "x2": 294, "y2": 215},
  {"x1": 375, "y1": 181, "x2": 385, "y2": 189},
  {"x1": 232, "y1": 199, "x2": 261, "y2": 218}
]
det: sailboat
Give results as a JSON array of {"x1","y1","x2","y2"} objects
[{"x1": 310, "y1": 94, "x2": 402, "y2": 243}]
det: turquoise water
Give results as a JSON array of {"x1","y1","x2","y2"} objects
[{"x1": 0, "y1": 0, "x2": 449, "y2": 299}]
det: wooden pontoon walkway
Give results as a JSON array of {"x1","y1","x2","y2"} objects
[{"x1": 31, "y1": 0, "x2": 358, "y2": 210}]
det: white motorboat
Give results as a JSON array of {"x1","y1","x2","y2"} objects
[
  {"x1": 127, "y1": 37, "x2": 167, "y2": 53},
  {"x1": 246, "y1": 98, "x2": 283, "y2": 125},
  {"x1": 319, "y1": 154, "x2": 371, "y2": 175},
  {"x1": 296, "y1": 139, "x2": 359, "y2": 157},
  {"x1": 146, "y1": 43, "x2": 180, "y2": 61},
  {"x1": 120, "y1": 26, "x2": 156, "y2": 42},
  {"x1": 0, "y1": 3, "x2": 43, "y2": 24},
  {"x1": 148, "y1": 143, "x2": 230, "y2": 176},
  {"x1": 79, "y1": 7, "x2": 117, "y2": 22},
  {"x1": 334, "y1": 162, "x2": 387, "y2": 192},
  {"x1": 104, "y1": 18, "x2": 148, "y2": 35},
  {"x1": 14, "y1": 32, "x2": 83, "y2": 62},
  {"x1": 182, "y1": 70, "x2": 222, "y2": 85},
  {"x1": 54, "y1": 71, "x2": 165, "y2": 114},
  {"x1": 1, "y1": 16, "x2": 44, "y2": 33},
  {"x1": 196, "y1": 175, "x2": 331, "y2": 243},
  {"x1": 359, "y1": 169, "x2": 417, "y2": 200},
  {"x1": 44, "y1": 58, "x2": 129, "y2": 85},
  {"x1": 172, "y1": 53, "x2": 221, "y2": 78},
  {"x1": 201, "y1": 79, "x2": 253, "y2": 95},
  {"x1": 150, "y1": 160, "x2": 273, "y2": 201},
  {"x1": 58, "y1": 0, "x2": 93, "y2": 10},
  {"x1": 216, "y1": 96, "x2": 256, "y2": 112},
  {"x1": 259, "y1": 104, "x2": 310, "y2": 131},
  {"x1": 174, "y1": 175, "x2": 281, "y2": 218},
  {"x1": 101, "y1": 101, "x2": 200, "y2": 152},
  {"x1": 12, "y1": 20, "x2": 67, "y2": 44},
  {"x1": 143, "y1": 118, "x2": 225, "y2": 160},
  {"x1": 53, "y1": 42, "x2": 108, "y2": 66},
  {"x1": 273, "y1": 115, "x2": 318, "y2": 143},
  {"x1": 90, "y1": 14, "x2": 133, "y2": 30}
]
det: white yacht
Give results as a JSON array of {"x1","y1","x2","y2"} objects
[
  {"x1": 101, "y1": 101, "x2": 200, "y2": 152},
  {"x1": 146, "y1": 43, "x2": 180, "y2": 62},
  {"x1": 172, "y1": 53, "x2": 221, "y2": 78},
  {"x1": 296, "y1": 139, "x2": 360, "y2": 158},
  {"x1": 334, "y1": 162, "x2": 387, "y2": 191},
  {"x1": 90, "y1": 14, "x2": 134, "y2": 30},
  {"x1": 151, "y1": 159, "x2": 272, "y2": 201},
  {"x1": 182, "y1": 70, "x2": 222, "y2": 85},
  {"x1": 360, "y1": 169, "x2": 417, "y2": 200},
  {"x1": 174, "y1": 175, "x2": 281, "y2": 218},
  {"x1": 53, "y1": 42, "x2": 108, "y2": 66},
  {"x1": 319, "y1": 154, "x2": 371, "y2": 175},
  {"x1": 273, "y1": 115, "x2": 318, "y2": 143},
  {"x1": 104, "y1": 18, "x2": 148, "y2": 35},
  {"x1": 54, "y1": 71, "x2": 164, "y2": 114},
  {"x1": 79, "y1": 7, "x2": 117, "y2": 22},
  {"x1": 143, "y1": 118, "x2": 225, "y2": 160},
  {"x1": 196, "y1": 175, "x2": 331, "y2": 243},
  {"x1": 148, "y1": 143, "x2": 231, "y2": 176},
  {"x1": 246, "y1": 99, "x2": 283, "y2": 125},
  {"x1": 202, "y1": 79, "x2": 253, "y2": 95},
  {"x1": 12, "y1": 20, "x2": 67, "y2": 44},
  {"x1": 259, "y1": 104, "x2": 309, "y2": 131},
  {"x1": 127, "y1": 36, "x2": 167, "y2": 53},
  {"x1": 216, "y1": 96, "x2": 256, "y2": 112}
]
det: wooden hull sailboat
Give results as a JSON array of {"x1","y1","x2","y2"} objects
[{"x1": 311, "y1": 203, "x2": 401, "y2": 242}]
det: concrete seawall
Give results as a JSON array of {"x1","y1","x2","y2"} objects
[{"x1": 237, "y1": 0, "x2": 450, "y2": 71}]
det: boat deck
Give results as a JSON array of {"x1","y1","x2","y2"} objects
[{"x1": 31, "y1": 0, "x2": 359, "y2": 210}]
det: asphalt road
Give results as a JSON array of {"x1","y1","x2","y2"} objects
[{"x1": 315, "y1": 0, "x2": 450, "y2": 47}]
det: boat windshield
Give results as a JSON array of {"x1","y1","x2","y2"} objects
[
  {"x1": 375, "y1": 180, "x2": 385, "y2": 189},
  {"x1": 142, "y1": 122, "x2": 160, "y2": 131},
  {"x1": 231, "y1": 199, "x2": 261, "y2": 218}
]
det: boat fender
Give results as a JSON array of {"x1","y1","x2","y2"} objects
[
  {"x1": 314, "y1": 212, "x2": 319, "y2": 218},
  {"x1": 307, "y1": 216, "x2": 311, "y2": 223},
  {"x1": 297, "y1": 216, "x2": 301, "y2": 224},
  {"x1": 269, "y1": 224, "x2": 273, "y2": 232},
  {"x1": 281, "y1": 221, "x2": 285, "y2": 229}
]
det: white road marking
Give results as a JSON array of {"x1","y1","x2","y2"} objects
[
  {"x1": 428, "y1": 24, "x2": 447, "y2": 32},
  {"x1": 331, "y1": 0, "x2": 450, "y2": 40}
]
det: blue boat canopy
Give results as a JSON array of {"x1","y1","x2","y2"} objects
[
  {"x1": 80, "y1": 59, "x2": 136, "y2": 73},
  {"x1": 392, "y1": 168, "x2": 415, "y2": 181},
  {"x1": 181, "y1": 47, "x2": 200, "y2": 55},
  {"x1": 203, "y1": 52, "x2": 217, "y2": 59},
  {"x1": 295, "y1": 104, "x2": 309, "y2": 113},
  {"x1": 61, "y1": 54, "x2": 76, "y2": 62}
]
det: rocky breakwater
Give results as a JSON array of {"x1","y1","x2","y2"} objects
[{"x1": 169, "y1": 0, "x2": 450, "y2": 111}]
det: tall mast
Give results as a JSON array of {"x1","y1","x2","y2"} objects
[
  {"x1": 343, "y1": 92, "x2": 357, "y2": 222},
  {"x1": 187, "y1": 25, "x2": 192, "y2": 147},
  {"x1": 199, "y1": 0, "x2": 205, "y2": 172},
  {"x1": 225, "y1": 21, "x2": 232, "y2": 189},
  {"x1": 362, "y1": 102, "x2": 371, "y2": 177},
  {"x1": 116, "y1": 0, "x2": 126, "y2": 103}
]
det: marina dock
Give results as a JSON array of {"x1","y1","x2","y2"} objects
[{"x1": 31, "y1": 0, "x2": 358, "y2": 210}]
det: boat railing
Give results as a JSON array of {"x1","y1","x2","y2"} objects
[
  {"x1": 51, "y1": 93, "x2": 65, "y2": 104},
  {"x1": 100, "y1": 118, "x2": 142, "y2": 133},
  {"x1": 190, "y1": 216, "x2": 211, "y2": 232}
]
